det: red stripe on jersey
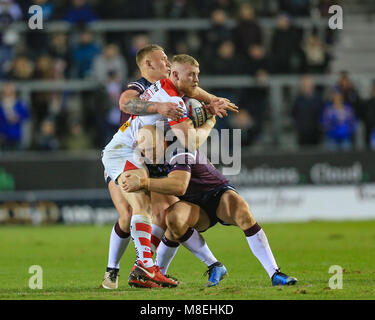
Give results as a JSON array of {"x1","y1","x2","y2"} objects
[
  {"x1": 151, "y1": 235, "x2": 161, "y2": 247},
  {"x1": 131, "y1": 115, "x2": 137, "y2": 119},
  {"x1": 160, "y1": 79, "x2": 179, "y2": 97},
  {"x1": 143, "y1": 251, "x2": 153, "y2": 258},
  {"x1": 169, "y1": 117, "x2": 189, "y2": 126},
  {"x1": 124, "y1": 160, "x2": 139, "y2": 172},
  {"x1": 136, "y1": 223, "x2": 152, "y2": 233},
  {"x1": 139, "y1": 237, "x2": 151, "y2": 247}
]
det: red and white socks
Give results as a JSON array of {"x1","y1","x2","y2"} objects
[
  {"x1": 130, "y1": 214, "x2": 154, "y2": 268},
  {"x1": 244, "y1": 223, "x2": 279, "y2": 278}
]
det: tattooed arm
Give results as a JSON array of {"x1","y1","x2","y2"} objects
[{"x1": 119, "y1": 89, "x2": 184, "y2": 120}]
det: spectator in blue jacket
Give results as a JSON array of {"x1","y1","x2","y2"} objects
[
  {"x1": 64, "y1": 0, "x2": 97, "y2": 24},
  {"x1": 72, "y1": 29, "x2": 101, "y2": 78},
  {"x1": 0, "y1": 82, "x2": 29, "y2": 150},
  {"x1": 322, "y1": 88, "x2": 357, "y2": 151}
]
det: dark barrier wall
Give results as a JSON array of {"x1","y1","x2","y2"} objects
[
  {"x1": 1, "y1": 150, "x2": 375, "y2": 191},
  {"x1": 0, "y1": 151, "x2": 105, "y2": 191}
]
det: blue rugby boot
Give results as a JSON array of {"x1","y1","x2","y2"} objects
[
  {"x1": 271, "y1": 269, "x2": 298, "y2": 286},
  {"x1": 204, "y1": 262, "x2": 228, "y2": 287}
]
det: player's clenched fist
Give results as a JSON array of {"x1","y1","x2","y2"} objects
[{"x1": 121, "y1": 172, "x2": 144, "y2": 192}]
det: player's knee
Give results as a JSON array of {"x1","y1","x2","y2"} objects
[
  {"x1": 165, "y1": 207, "x2": 186, "y2": 238},
  {"x1": 132, "y1": 201, "x2": 151, "y2": 215},
  {"x1": 233, "y1": 206, "x2": 256, "y2": 229},
  {"x1": 118, "y1": 215, "x2": 131, "y2": 233},
  {"x1": 152, "y1": 209, "x2": 167, "y2": 229},
  {"x1": 228, "y1": 194, "x2": 256, "y2": 229}
]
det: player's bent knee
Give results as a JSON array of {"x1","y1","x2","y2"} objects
[
  {"x1": 235, "y1": 208, "x2": 256, "y2": 230},
  {"x1": 165, "y1": 207, "x2": 187, "y2": 239},
  {"x1": 152, "y1": 210, "x2": 167, "y2": 229},
  {"x1": 118, "y1": 214, "x2": 131, "y2": 232},
  {"x1": 221, "y1": 191, "x2": 256, "y2": 229}
]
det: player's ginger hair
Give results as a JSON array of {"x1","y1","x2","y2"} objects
[
  {"x1": 136, "y1": 44, "x2": 164, "y2": 68},
  {"x1": 172, "y1": 54, "x2": 199, "y2": 67}
]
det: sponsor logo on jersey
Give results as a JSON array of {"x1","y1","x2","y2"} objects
[{"x1": 119, "y1": 120, "x2": 131, "y2": 132}]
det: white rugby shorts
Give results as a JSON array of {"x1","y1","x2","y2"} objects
[{"x1": 102, "y1": 140, "x2": 144, "y2": 183}]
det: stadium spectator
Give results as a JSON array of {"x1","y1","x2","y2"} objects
[
  {"x1": 245, "y1": 44, "x2": 271, "y2": 76},
  {"x1": 92, "y1": 43, "x2": 128, "y2": 85},
  {"x1": 322, "y1": 88, "x2": 357, "y2": 151},
  {"x1": 0, "y1": 82, "x2": 29, "y2": 150},
  {"x1": 126, "y1": 34, "x2": 150, "y2": 78},
  {"x1": 0, "y1": 0, "x2": 22, "y2": 26},
  {"x1": 48, "y1": 32, "x2": 72, "y2": 78},
  {"x1": 336, "y1": 71, "x2": 363, "y2": 120},
  {"x1": 270, "y1": 13, "x2": 303, "y2": 74},
  {"x1": 302, "y1": 27, "x2": 330, "y2": 74},
  {"x1": 239, "y1": 44, "x2": 271, "y2": 145},
  {"x1": 363, "y1": 81, "x2": 375, "y2": 149},
  {"x1": 7, "y1": 56, "x2": 34, "y2": 80},
  {"x1": 207, "y1": 40, "x2": 244, "y2": 74},
  {"x1": 201, "y1": 9, "x2": 232, "y2": 67},
  {"x1": 62, "y1": 120, "x2": 93, "y2": 150},
  {"x1": 101, "y1": 71, "x2": 122, "y2": 144},
  {"x1": 35, "y1": 117, "x2": 60, "y2": 151},
  {"x1": 33, "y1": 55, "x2": 55, "y2": 80},
  {"x1": 291, "y1": 75, "x2": 324, "y2": 146},
  {"x1": 64, "y1": 0, "x2": 97, "y2": 24},
  {"x1": 207, "y1": 40, "x2": 242, "y2": 103},
  {"x1": 0, "y1": 29, "x2": 18, "y2": 80},
  {"x1": 72, "y1": 29, "x2": 101, "y2": 78},
  {"x1": 233, "y1": 3, "x2": 263, "y2": 59}
]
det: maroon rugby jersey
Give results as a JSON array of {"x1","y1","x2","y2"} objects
[{"x1": 168, "y1": 150, "x2": 229, "y2": 201}]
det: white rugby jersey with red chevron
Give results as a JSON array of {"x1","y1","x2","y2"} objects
[
  {"x1": 102, "y1": 78, "x2": 189, "y2": 180},
  {"x1": 106, "y1": 78, "x2": 189, "y2": 150}
]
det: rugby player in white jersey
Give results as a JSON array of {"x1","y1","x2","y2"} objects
[{"x1": 101, "y1": 45, "x2": 238, "y2": 289}]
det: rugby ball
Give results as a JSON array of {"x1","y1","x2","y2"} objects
[{"x1": 183, "y1": 97, "x2": 209, "y2": 127}]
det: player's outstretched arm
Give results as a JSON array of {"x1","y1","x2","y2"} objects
[
  {"x1": 122, "y1": 170, "x2": 191, "y2": 196},
  {"x1": 119, "y1": 89, "x2": 184, "y2": 121},
  {"x1": 192, "y1": 87, "x2": 239, "y2": 118}
]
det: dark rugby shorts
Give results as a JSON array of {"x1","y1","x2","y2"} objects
[{"x1": 180, "y1": 184, "x2": 238, "y2": 230}]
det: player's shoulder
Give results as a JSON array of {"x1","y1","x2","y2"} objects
[
  {"x1": 159, "y1": 78, "x2": 180, "y2": 97},
  {"x1": 125, "y1": 77, "x2": 153, "y2": 93}
]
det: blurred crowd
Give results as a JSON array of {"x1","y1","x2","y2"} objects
[{"x1": 2, "y1": 0, "x2": 373, "y2": 153}]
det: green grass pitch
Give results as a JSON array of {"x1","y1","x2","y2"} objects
[{"x1": 0, "y1": 221, "x2": 375, "y2": 300}]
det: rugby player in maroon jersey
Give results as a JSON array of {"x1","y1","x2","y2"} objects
[
  {"x1": 102, "y1": 45, "x2": 238, "y2": 289},
  {"x1": 122, "y1": 123, "x2": 298, "y2": 287}
]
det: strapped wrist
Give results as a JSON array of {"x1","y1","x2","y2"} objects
[{"x1": 141, "y1": 177, "x2": 150, "y2": 190}]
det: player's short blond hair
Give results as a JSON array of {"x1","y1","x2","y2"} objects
[
  {"x1": 172, "y1": 54, "x2": 199, "y2": 67},
  {"x1": 136, "y1": 44, "x2": 164, "y2": 68}
]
